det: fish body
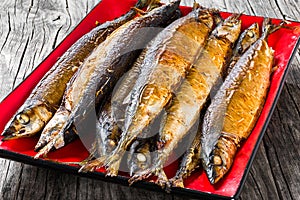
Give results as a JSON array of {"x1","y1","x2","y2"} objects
[
  {"x1": 129, "y1": 14, "x2": 242, "y2": 188},
  {"x1": 201, "y1": 19, "x2": 278, "y2": 184},
  {"x1": 111, "y1": 50, "x2": 147, "y2": 130},
  {"x1": 1, "y1": 0, "x2": 150, "y2": 140},
  {"x1": 170, "y1": 22, "x2": 259, "y2": 188},
  {"x1": 34, "y1": 0, "x2": 181, "y2": 159},
  {"x1": 105, "y1": 7, "x2": 215, "y2": 176}
]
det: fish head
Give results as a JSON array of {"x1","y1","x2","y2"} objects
[
  {"x1": 129, "y1": 151, "x2": 152, "y2": 175},
  {"x1": 1, "y1": 104, "x2": 53, "y2": 140},
  {"x1": 205, "y1": 133, "x2": 240, "y2": 184},
  {"x1": 196, "y1": 9, "x2": 215, "y2": 29},
  {"x1": 128, "y1": 141, "x2": 152, "y2": 175},
  {"x1": 239, "y1": 23, "x2": 260, "y2": 54},
  {"x1": 214, "y1": 13, "x2": 242, "y2": 44}
]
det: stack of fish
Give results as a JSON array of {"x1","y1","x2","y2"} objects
[{"x1": 1, "y1": 0, "x2": 284, "y2": 189}]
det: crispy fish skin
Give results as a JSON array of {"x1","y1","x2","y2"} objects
[
  {"x1": 34, "y1": 0, "x2": 181, "y2": 159},
  {"x1": 201, "y1": 19, "x2": 278, "y2": 184},
  {"x1": 129, "y1": 14, "x2": 241, "y2": 188},
  {"x1": 1, "y1": 0, "x2": 150, "y2": 141},
  {"x1": 226, "y1": 23, "x2": 260, "y2": 75},
  {"x1": 170, "y1": 22, "x2": 259, "y2": 188},
  {"x1": 105, "y1": 7, "x2": 215, "y2": 177}
]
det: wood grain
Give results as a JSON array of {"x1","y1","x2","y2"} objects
[{"x1": 0, "y1": 0, "x2": 299, "y2": 199}]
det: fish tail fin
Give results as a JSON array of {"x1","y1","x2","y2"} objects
[
  {"x1": 262, "y1": 18, "x2": 289, "y2": 39},
  {"x1": 128, "y1": 167, "x2": 154, "y2": 186},
  {"x1": 105, "y1": 146, "x2": 126, "y2": 176},
  {"x1": 78, "y1": 156, "x2": 106, "y2": 173},
  {"x1": 169, "y1": 176, "x2": 184, "y2": 188}
]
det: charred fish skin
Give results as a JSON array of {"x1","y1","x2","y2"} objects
[
  {"x1": 105, "y1": 7, "x2": 216, "y2": 177},
  {"x1": 226, "y1": 23, "x2": 260, "y2": 75},
  {"x1": 129, "y1": 14, "x2": 241, "y2": 188},
  {"x1": 34, "y1": 0, "x2": 181, "y2": 159},
  {"x1": 201, "y1": 19, "x2": 278, "y2": 184},
  {"x1": 1, "y1": 0, "x2": 150, "y2": 141}
]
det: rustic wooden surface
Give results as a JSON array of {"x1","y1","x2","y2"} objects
[{"x1": 0, "y1": 0, "x2": 299, "y2": 199}]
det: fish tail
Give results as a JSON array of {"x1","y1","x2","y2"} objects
[
  {"x1": 78, "y1": 156, "x2": 106, "y2": 173},
  {"x1": 128, "y1": 167, "x2": 154, "y2": 186},
  {"x1": 105, "y1": 146, "x2": 126, "y2": 176},
  {"x1": 170, "y1": 176, "x2": 184, "y2": 188},
  {"x1": 34, "y1": 137, "x2": 57, "y2": 159},
  {"x1": 262, "y1": 18, "x2": 287, "y2": 39}
]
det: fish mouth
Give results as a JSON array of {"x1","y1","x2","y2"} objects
[
  {"x1": 1, "y1": 127, "x2": 34, "y2": 141},
  {"x1": 2, "y1": 132, "x2": 25, "y2": 141},
  {"x1": 205, "y1": 158, "x2": 227, "y2": 184},
  {"x1": 1, "y1": 127, "x2": 16, "y2": 136},
  {"x1": 205, "y1": 162, "x2": 216, "y2": 184}
]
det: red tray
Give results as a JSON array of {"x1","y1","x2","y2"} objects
[{"x1": 1, "y1": 0, "x2": 300, "y2": 199}]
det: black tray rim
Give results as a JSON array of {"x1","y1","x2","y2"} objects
[{"x1": 1, "y1": 0, "x2": 300, "y2": 198}]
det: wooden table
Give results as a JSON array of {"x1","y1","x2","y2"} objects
[{"x1": 0, "y1": 0, "x2": 299, "y2": 199}]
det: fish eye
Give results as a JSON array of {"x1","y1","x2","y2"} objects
[
  {"x1": 16, "y1": 113, "x2": 30, "y2": 125},
  {"x1": 19, "y1": 129, "x2": 26, "y2": 134},
  {"x1": 247, "y1": 31, "x2": 254, "y2": 38},
  {"x1": 226, "y1": 22, "x2": 234, "y2": 27},
  {"x1": 137, "y1": 153, "x2": 147, "y2": 162},
  {"x1": 213, "y1": 155, "x2": 223, "y2": 166}
]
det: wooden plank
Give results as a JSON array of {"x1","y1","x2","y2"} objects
[{"x1": 0, "y1": 0, "x2": 299, "y2": 199}]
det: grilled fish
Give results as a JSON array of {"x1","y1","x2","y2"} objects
[
  {"x1": 105, "y1": 7, "x2": 215, "y2": 177},
  {"x1": 201, "y1": 18, "x2": 282, "y2": 184},
  {"x1": 129, "y1": 14, "x2": 242, "y2": 188},
  {"x1": 1, "y1": 0, "x2": 150, "y2": 141},
  {"x1": 79, "y1": 50, "x2": 147, "y2": 172},
  {"x1": 170, "y1": 22, "x2": 259, "y2": 188},
  {"x1": 34, "y1": 0, "x2": 181, "y2": 159}
]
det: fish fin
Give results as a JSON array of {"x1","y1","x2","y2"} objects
[
  {"x1": 34, "y1": 117, "x2": 74, "y2": 159},
  {"x1": 78, "y1": 156, "x2": 106, "y2": 173},
  {"x1": 155, "y1": 169, "x2": 171, "y2": 191},
  {"x1": 169, "y1": 176, "x2": 184, "y2": 188},
  {"x1": 105, "y1": 148, "x2": 126, "y2": 177},
  {"x1": 128, "y1": 167, "x2": 154, "y2": 186},
  {"x1": 34, "y1": 138, "x2": 56, "y2": 159}
]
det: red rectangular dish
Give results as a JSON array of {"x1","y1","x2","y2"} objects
[{"x1": 1, "y1": 0, "x2": 300, "y2": 199}]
